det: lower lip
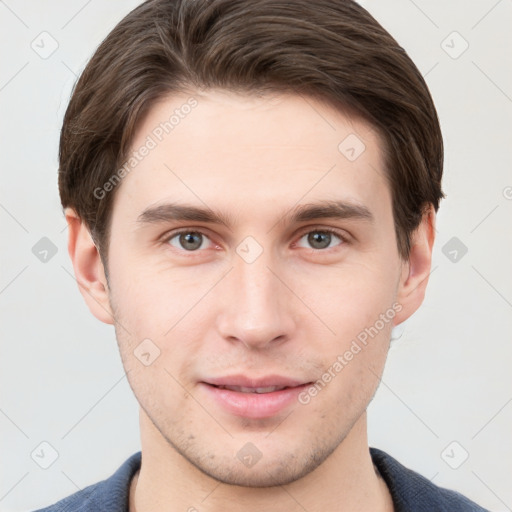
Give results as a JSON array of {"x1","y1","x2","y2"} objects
[{"x1": 200, "y1": 383, "x2": 311, "y2": 419}]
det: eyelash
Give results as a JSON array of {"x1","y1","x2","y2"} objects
[{"x1": 161, "y1": 227, "x2": 350, "y2": 254}]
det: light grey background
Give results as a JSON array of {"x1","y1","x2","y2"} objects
[{"x1": 1, "y1": 1, "x2": 511, "y2": 511}]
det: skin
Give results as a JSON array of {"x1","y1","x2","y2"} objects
[{"x1": 66, "y1": 89, "x2": 435, "y2": 512}]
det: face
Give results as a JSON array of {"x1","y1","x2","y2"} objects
[{"x1": 101, "y1": 90, "x2": 409, "y2": 486}]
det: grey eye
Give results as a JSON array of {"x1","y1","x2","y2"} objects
[
  {"x1": 168, "y1": 231, "x2": 209, "y2": 251},
  {"x1": 297, "y1": 231, "x2": 343, "y2": 250}
]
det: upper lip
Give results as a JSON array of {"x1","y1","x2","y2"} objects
[{"x1": 203, "y1": 374, "x2": 310, "y2": 389}]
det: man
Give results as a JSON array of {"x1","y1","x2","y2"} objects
[{"x1": 35, "y1": 0, "x2": 489, "y2": 510}]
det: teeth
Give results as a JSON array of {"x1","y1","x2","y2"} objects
[{"x1": 220, "y1": 385, "x2": 287, "y2": 393}]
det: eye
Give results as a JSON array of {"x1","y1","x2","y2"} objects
[
  {"x1": 296, "y1": 228, "x2": 347, "y2": 250},
  {"x1": 162, "y1": 227, "x2": 348, "y2": 254},
  {"x1": 165, "y1": 230, "x2": 213, "y2": 251}
]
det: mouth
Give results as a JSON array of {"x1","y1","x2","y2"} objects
[
  {"x1": 213, "y1": 384, "x2": 293, "y2": 393},
  {"x1": 199, "y1": 375, "x2": 313, "y2": 419}
]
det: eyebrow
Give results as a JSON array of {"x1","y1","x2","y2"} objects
[{"x1": 136, "y1": 199, "x2": 374, "y2": 229}]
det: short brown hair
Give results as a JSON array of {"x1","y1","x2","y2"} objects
[{"x1": 59, "y1": 0, "x2": 444, "y2": 270}]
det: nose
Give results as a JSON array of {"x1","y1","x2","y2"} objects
[{"x1": 215, "y1": 248, "x2": 297, "y2": 350}]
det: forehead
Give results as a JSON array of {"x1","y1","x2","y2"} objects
[{"x1": 111, "y1": 89, "x2": 391, "y2": 225}]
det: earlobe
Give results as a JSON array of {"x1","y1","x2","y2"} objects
[
  {"x1": 65, "y1": 208, "x2": 115, "y2": 325},
  {"x1": 394, "y1": 205, "x2": 436, "y2": 326}
]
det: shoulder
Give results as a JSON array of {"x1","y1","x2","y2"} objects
[
  {"x1": 31, "y1": 451, "x2": 141, "y2": 512},
  {"x1": 370, "y1": 447, "x2": 490, "y2": 512}
]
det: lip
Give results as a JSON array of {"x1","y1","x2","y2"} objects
[
  {"x1": 204, "y1": 374, "x2": 306, "y2": 389},
  {"x1": 199, "y1": 374, "x2": 312, "y2": 419}
]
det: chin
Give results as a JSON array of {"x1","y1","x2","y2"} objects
[
  {"x1": 183, "y1": 440, "x2": 333, "y2": 488},
  {"x1": 197, "y1": 460, "x2": 310, "y2": 488}
]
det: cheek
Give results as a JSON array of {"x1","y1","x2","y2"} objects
[
  {"x1": 298, "y1": 261, "x2": 398, "y2": 336},
  {"x1": 296, "y1": 262, "x2": 396, "y2": 399},
  {"x1": 301, "y1": 321, "x2": 391, "y2": 419},
  {"x1": 109, "y1": 263, "x2": 216, "y2": 382},
  {"x1": 109, "y1": 257, "x2": 204, "y2": 332}
]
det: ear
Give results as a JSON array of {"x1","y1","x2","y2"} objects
[
  {"x1": 65, "y1": 208, "x2": 114, "y2": 325},
  {"x1": 393, "y1": 204, "x2": 436, "y2": 326}
]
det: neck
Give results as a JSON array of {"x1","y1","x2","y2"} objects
[{"x1": 130, "y1": 409, "x2": 394, "y2": 512}]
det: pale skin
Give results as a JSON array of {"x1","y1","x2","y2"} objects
[{"x1": 65, "y1": 89, "x2": 435, "y2": 512}]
